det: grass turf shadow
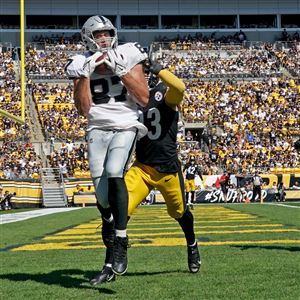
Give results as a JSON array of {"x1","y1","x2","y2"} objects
[
  {"x1": 0, "y1": 269, "x2": 115, "y2": 294},
  {"x1": 231, "y1": 245, "x2": 300, "y2": 252},
  {"x1": 0, "y1": 268, "x2": 185, "y2": 292},
  {"x1": 125, "y1": 269, "x2": 186, "y2": 276}
]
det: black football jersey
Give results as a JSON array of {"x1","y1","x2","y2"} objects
[
  {"x1": 184, "y1": 163, "x2": 201, "y2": 180},
  {"x1": 136, "y1": 82, "x2": 181, "y2": 173}
]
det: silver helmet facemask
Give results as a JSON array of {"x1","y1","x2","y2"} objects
[{"x1": 81, "y1": 15, "x2": 118, "y2": 52}]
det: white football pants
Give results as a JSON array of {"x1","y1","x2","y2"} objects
[{"x1": 87, "y1": 128, "x2": 137, "y2": 208}]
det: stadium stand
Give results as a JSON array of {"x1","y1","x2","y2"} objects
[
  {"x1": 1, "y1": 39, "x2": 299, "y2": 182},
  {"x1": 0, "y1": 50, "x2": 31, "y2": 141},
  {"x1": 0, "y1": 0, "x2": 299, "y2": 206},
  {"x1": 0, "y1": 141, "x2": 41, "y2": 180}
]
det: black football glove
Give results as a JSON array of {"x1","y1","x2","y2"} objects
[
  {"x1": 144, "y1": 59, "x2": 163, "y2": 75},
  {"x1": 149, "y1": 61, "x2": 163, "y2": 75}
]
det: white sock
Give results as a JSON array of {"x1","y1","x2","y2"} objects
[
  {"x1": 103, "y1": 215, "x2": 114, "y2": 223},
  {"x1": 188, "y1": 241, "x2": 197, "y2": 247},
  {"x1": 115, "y1": 229, "x2": 127, "y2": 238}
]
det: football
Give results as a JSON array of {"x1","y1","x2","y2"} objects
[{"x1": 95, "y1": 52, "x2": 111, "y2": 75}]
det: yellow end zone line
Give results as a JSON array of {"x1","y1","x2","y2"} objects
[
  {"x1": 89, "y1": 218, "x2": 259, "y2": 226},
  {"x1": 131, "y1": 216, "x2": 258, "y2": 224},
  {"x1": 44, "y1": 229, "x2": 296, "y2": 241},
  {"x1": 132, "y1": 211, "x2": 246, "y2": 216},
  {"x1": 73, "y1": 223, "x2": 284, "y2": 230},
  {"x1": 137, "y1": 213, "x2": 248, "y2": 217},
  {"x1": 70, "y1": 219, "x2": 270, "y2": 229},
  {"x1": 88, "y1": 208, "x2": 245, "y2": 222},
  {"x1": 156, "y1": 213, "x2": 252, "y2": 219},
  {"x1": 11, "y1": 239, "x2": 300, "y2": 251},
  {"x1": 132, "y1": 207, "x2": 229, "y2": 211},
  {"x1": 130, "y1": 219, "x2": 264, "y2": 225},
  {"x1": 75, "y1": 219, "x2": 269, "y2": 233},
  {"x1": 88, "y1": 212, "x2": 249, "y2": 222},
  {"x1": 49, "y1": 228, "x2": 298, "y2": 238}
]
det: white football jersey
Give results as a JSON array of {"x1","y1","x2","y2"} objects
[{"x1": 65, "y1": 43, "x2": 148, "y2": 138}]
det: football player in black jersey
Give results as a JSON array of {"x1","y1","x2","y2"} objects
[
  {"x1": 126, "y1": 61, "x2": 201, "y2": 272},
  {"x1": 90, "y1": 61, "x2": 201, "y2": 286},
  {"x1": 183, "y1": 156, "x2": 203, "y2": 209}
]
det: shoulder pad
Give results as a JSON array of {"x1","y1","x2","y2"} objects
[{"x1": 117, "y1": 43, "x2": 148, "y2": 70}]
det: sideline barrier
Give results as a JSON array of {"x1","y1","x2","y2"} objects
[
  {"x1": 195, "y1": 189, "x2": 300, "y2": 203},
  {"x1": 1, "y1": 173, "x2": 299, "y2": 208},
  {"x1": 0, "y1": 180, "x2": 42, "y2": 208},
  {"x1": 73, "y1": 192, "x2": 96, "y2": 207},
  {"x1": 0, "y1": 179, "x2": 94, "y2": 208}
]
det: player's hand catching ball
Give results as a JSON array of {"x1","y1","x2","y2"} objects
[
  {"x1": 104, "y1": 49, "x2": 128, "y2": 77},
  {"x1": 79, "y1": 51, "x2": 106, "y2": 78}
]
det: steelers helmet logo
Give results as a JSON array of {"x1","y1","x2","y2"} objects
[{"x1": 154, "y1": 91, "x2": 163, "y2": 101}]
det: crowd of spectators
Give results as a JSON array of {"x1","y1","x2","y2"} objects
[
  {"x1": 274, "y1": 46, "x2": 300, "y2": 77},
  {"x1": 1, "y1": 38, "x2": 299, "y2": 179},
  {"x1": 156, "y1": 31, "x2": 247, "y2": 50},
  {"x1": 280, "y1": 29, "x2": 300, "y2": 42},
  {"x1": 157, "y1": 47, "x2": 282, "y2": 78},
  {"x1": 25, "y1": 46, "x2": 70, "y2": 79},
  {"x1": 48, "y1": 142, "x2": 90, "y2": 178},
  {"x1": 176, "y1": 76, "x2": 299, "y2": 174},
  {"x1": 0, "y1": 141, "x2": 41, "y2": 180},
  {"x1": 0, "y1": 51, "x2": 31, "y2": 141},
  {"x1": 32, "y1": 33, "x2": 81, "y2": 45},
  {"x1": 31, "y1": 82, "x2": 87, "y2": 140},
  {"x1": 30, "y1": 39, "x2": 300, "y2": 176}
]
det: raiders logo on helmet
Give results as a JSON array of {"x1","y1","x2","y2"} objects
[{"x1": 154, "y1": 91, "x2": 163, "y2": 101}]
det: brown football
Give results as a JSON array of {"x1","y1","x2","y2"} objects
[{"x1": 95, "y1": 52, "x2": 111, "y2": 75}]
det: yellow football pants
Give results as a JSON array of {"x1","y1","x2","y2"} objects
[
  {"x1": 185, "y1": 179, "x2": 196, "y2": 193},
  {"x1": 125, "y1": 161, "x2": 186, "y2": 219}
]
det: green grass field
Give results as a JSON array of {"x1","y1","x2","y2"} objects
[{"x1": 1, "y1": 204, "x2": 300, "y2": 300}]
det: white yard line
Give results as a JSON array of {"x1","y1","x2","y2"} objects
[
  {"x1": 0, "y1": 207, "x2": 82, "y2": 225},
  {"x1": 265, "y1": 203, "x2": 300, "y2": 209}
]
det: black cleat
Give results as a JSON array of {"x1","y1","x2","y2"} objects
[
  {"x1": 90, "y1": 265, "x2": 115, "y2": 286},
  {"x1": 188, "y1": 243, "x2": 201, "y2": 273},
  {"x1": 112, "y1": 236, "x2": 128, "y2": 275}
]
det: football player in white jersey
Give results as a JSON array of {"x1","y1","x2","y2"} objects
[{"x1": 65, "y1": 15, "x2": 149, "y2": 280}]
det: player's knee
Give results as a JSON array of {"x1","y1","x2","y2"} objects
[
  {"x1": 168, "y1": 207, "x2": 185, "y2": 219},
  {"x1": 93, "y1": 177, "x2": 109, "y2": 208},
  {"x1": 97, "y1": 199, "x2": 110, "y2": 209},
  {"x1": 106, "y1": 163, "x2": 124, "y2": 178},
  {"x1": 106, "y1": 167, "x2": 123, "y2": 178},
  {"x1": 177, "y1": 209, "x2": 194, "y2": 222}
]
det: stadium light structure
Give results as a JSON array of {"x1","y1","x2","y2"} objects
[{"x1": 0, "y1": 0, "x2": 25, "y2": 124}]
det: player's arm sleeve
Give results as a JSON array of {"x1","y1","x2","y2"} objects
[
  {"x1": 120, "y1": 43, "x2": 148, "y2": 71},
  {"x1": 64, "y1": 55, "x2": 86, "y2": 79},
  {"x1": 157, "y1": 69, "x2": 185, "y2": 107},
  {"x1": 119, "y1": 43, "x2": 149, "y2": 107}
]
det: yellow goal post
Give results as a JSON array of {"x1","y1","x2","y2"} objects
[{"x1": 0, "y1": 0, "x2": 25, "y2": 124}]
